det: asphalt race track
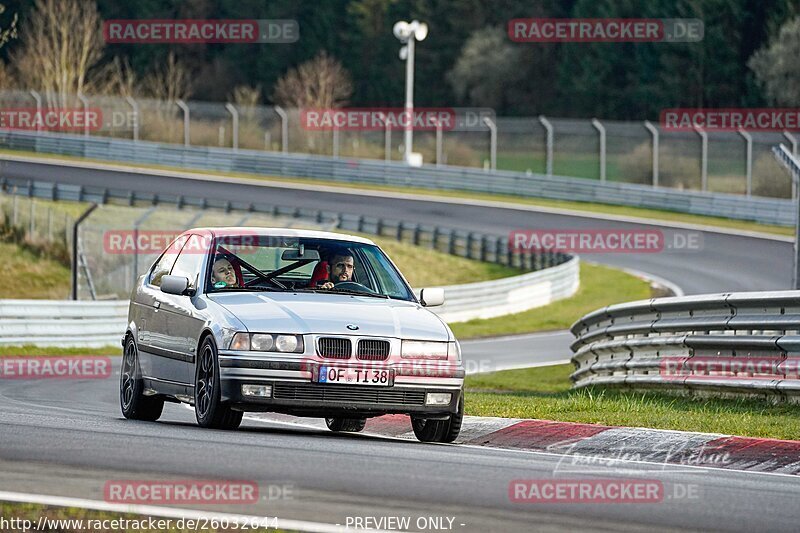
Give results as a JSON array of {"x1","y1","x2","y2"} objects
[
  {"x1": 1, "y1": 157, "x2": 799, "y2": 531},
  {"x1": 1, "y1": 360, "x2": 799, "y2": 532}
]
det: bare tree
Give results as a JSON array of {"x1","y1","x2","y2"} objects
[
  {"x1": 12, "y1": 0, "x2": 103, "y2": 107},
  {"x1": 91, "y1": 56, "x2": 137, "y2": 97},
  {"x1": 0, "y1": 3, "x2": 17, "y2": 49},
  {"x1": 272, "y1": 51, "x2": 352, "y2": 109},
  {"x1": 749, "y1": 16, "x2": 800, "y2": 106},
  {"x1": 140, "y1": 52, "x2": 192, "y2": 102}
]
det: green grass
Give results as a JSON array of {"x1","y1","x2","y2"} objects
[
  {"x1": 450, "y1": 262, "x2": 651, "y2": 339},
  {"x1": 0, "y1": 502, "x2": 285, "y2": 532},
  {"x1": 0, "y1": 345, "x2": 121, "y2": 356},
  {"x1": 0, "y1": 241, "x2": 71, "y2": 299},
  {"x1": 1, "y1": 148, "x2": 792, "y2": 237},
  {"x1": 369, "y1": 235, "x2": 521, "y2": 287},
  {"x1": 465, "y1": 364, "x2": 800, "y2": 440}
]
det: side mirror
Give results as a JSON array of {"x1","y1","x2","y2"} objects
[
  {"x1": 419, "y1": 287, "x2": 445, "y2": 307},
  {"x1": 161, "y1": 275, "x2": 191, "y2": 296}
]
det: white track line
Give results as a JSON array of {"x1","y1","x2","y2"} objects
[{"x1": 0, "y1": 490, "x2": 391, "y2": 533}]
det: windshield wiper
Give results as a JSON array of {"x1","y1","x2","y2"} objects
[{"x1": 325, "y1": 289, "x2": 389, "y2": 299}]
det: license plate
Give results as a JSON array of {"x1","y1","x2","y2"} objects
[{"x1": 318, "y1": 365, "x2": 392, "y2": 386}]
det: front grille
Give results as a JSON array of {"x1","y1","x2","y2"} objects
[
  {"x1": 357, "y1": 339, "x2": 390, "y2": 361},
  {"x1": 273, "y1": 383, "x2": 425, "y2": 405},
  {"x1": 317, "y1": 337, "x2": 352, "y2": 359}
]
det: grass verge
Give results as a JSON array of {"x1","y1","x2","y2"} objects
[
  {"x1": 450, "y1": 263, "x2": 651, "y2": 339},
  {"x1": 0, "y1": 345, "x2": 121, "y2": 356},
  {"x1": 0, "y1": 241, "x2": 71, "y2": 299},
  {"x1": 1, "y1": 148, "x2": 792, "y2": 237},
  {"x1": 465, "y1": 364, "x2": 800, "y2": 440}
]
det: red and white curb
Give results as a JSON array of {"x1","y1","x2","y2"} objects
[{"x1": 249, "y1": 413, "x2": 800, "y2": 475}]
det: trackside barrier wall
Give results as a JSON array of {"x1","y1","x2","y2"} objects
[
  {"x1": 0, "y1": 129, "x2": 794, "y2": 226},
  {"x1": 1, "y1": 258, "x2": 579, "y2": 346},
  {"x1": 570, "y1": 291, "x2": 800, "y2": 402}
]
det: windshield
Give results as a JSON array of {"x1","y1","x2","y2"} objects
[{"x1": 207, "y1": 235, "x2": 415, "y2": 301}]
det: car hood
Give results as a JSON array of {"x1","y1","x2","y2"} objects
[{"x1": 208, "y1": 292, "x2": 450, "y2": 340}]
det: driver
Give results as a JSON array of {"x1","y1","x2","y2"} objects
[
  {"x1": 211, "y1": 257, "x2": 239, "y2": 288},
  {"x1": 318, "y1": 251, "x2": 354, "y2": 290}
]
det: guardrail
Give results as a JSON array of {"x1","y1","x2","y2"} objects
[
  {"x1": 570, "y1": 291, "x2": 800, "y2": 401},
  {"x1": 2, "y1": 258, "x2": 579, "y2": 346},
  {"x1": 0, "y1": 129, "x2": 795, "y2": 226},
  {"x1": 0, "y1": 300, "x2": 127, "y2": 347}
]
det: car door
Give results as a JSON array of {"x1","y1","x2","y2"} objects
[
  {"x1": 157, "y1": 234, "x2": 209, "y2": 385},
  {"x1": 137, "y1": 237, "x2": 185, "y2": 381}
]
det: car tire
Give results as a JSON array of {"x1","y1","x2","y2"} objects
[
  {"x1": 411, "y1": 391, "x2": 464, "y2": 443},
  {"x1": 120, "y1": 336, "x2": 164, "y2": 421},
  {"x1": 325, "y1": 417, "x2": 367, "y2": 432},
  {"x1": 195, "y1": 337, "x2": 243, "y2": 430}
]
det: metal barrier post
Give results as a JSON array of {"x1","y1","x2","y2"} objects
[
  {"x1": 71, "y1": 203, "x2": 98, "y2": 300},
  {"x1": 695, "y1": 126, "x2": 708, "y2": 191},
  {"x1": 333, "y1": 125, "x2": 339, "y2": 158},
  {"x1": 591, "y1": 118, "x2": 606, "y2": 182},
  {"x1": 176, "y1": 99, "x2": 190, "y2": 146},
  {"x1": 126, "y1": 96, "x2": 139, "y2": 141},
  {"x1": 483, "y1": 116, "x2": 497, "y2": 171},
  {"x1": 739, "y1": 128, "x2": 752, "y2": 196},
  {"x1": 785, "y1": 131, "x2": 798, "y2": 199},
  {"x1": 644, "y1": 120, "x2": 659, "y2": 187},
  {"x1": 77, "y1": 92, "x2": 90, "y2": 136},
  {"x1": 435, "y1": 119, "x2": 443, "y2": 167},
  {"x1": 29, "y1": 90, "x2": 42, "y2": 133},
  {"x1": 226, "y1": 103, "x2": 239, "y2": 151},
  {"x1": 385, "y1": 115, "x2": 392, "y2": 161},
  {"x1": 274, "y1": 106, "x2": 288, "y2": 153},
  {"x1": 539, "y1": 115, "x2": 553, "y2": 176}
]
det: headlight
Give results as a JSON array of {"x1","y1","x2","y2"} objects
[
  {"x1": 275, "y1": 335, "x2": 299, "y2": 352},
  {"x1": 228, "y1": 333, "x2": 304, "y2": 353},
  {"x1": 251, "y1": 334, "x2": 274, "y2": 351},
  {"x1": 401, "y1": 340, "x2": 452, "y2": 360}
]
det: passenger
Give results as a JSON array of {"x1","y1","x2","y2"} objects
[
  {"x1": 318, "y1": 251, "x2": 355, "y2": 289},
  {"x1": 211, "y1": 257, "x2": 239, "y2": 287}
]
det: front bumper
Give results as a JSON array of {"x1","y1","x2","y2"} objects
[{"x1": 218, "y1": 353, "x2": 464, "y2": 417}]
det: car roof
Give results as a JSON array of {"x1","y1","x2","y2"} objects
[{"x1": 186, "y1": 227, "x2": 376, "y2": 245}]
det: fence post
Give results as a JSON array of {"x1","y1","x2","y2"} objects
[
  {"x1": 431, "y1": 226, "x2": 439, "y2": 250},
  {"x1": 480, "y1": 236, "x2": 487, "y2": 262},
  {"x1": 591, "y1": 118, "x2": 606, "y2": 182},
  {"x1": 29, "y1": 198, "x2": 34, "y2": 237},
  {"x1": 333, "y1": 125, "x2": 340, "y2": 158},
  {"x1": 739, "y1": 128, "x2": 752, "y2": 197},
  {"x1": 274, "y1": 106, "x2": 288, "y2": 153},
  {"x1": 225, "y1": 103, "x2": 239, "y2": 151},
  {"x1": 483, "y1": 116, "x2": 497, "y2": 172},
  {"x1": 77, "y1": 92, "x2": 90, "y2": 136},
  {"x1": 785, "y1": 131, "x2": 798, "y2": 199},
  {"x1": 29, "y1": 90, "x2": 42, "y2": 133},
  {"x1": 494, "y1": 238, "x2": 503, "y2": 264},
  {"x1": 176, "y1": 99, "x2": 190, "y2": 146},
  {"x1": 435, "y1": 119, "x2": 443, "y2": 167},
  {"x1": 466, "y1": 232, "x2": 474, "y2": 260},
  {"x1": 126, "y1": 96, "x2": 139, "y2": 142},
  {"x1": 448, "y1": 231, "x2": 456, "y2": 255},
  {"x1": 413, "y1": 224, "x2": 421, "y2": 245},
  {"x1": 644, "y1": 120, "x2": 659, "y2": 187},
  {"x1": 694, "y1": 126, "x2": 708, "y2": 191},
  {"x1": 396, "y1": 220, "x2": 403, "y2": 241},
  {"x1": 539, "y1": 115, "x2": 553, "y2": 176},
  {"x1": 71, "y1": 203, "x2": 98, "y2": 300}
]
